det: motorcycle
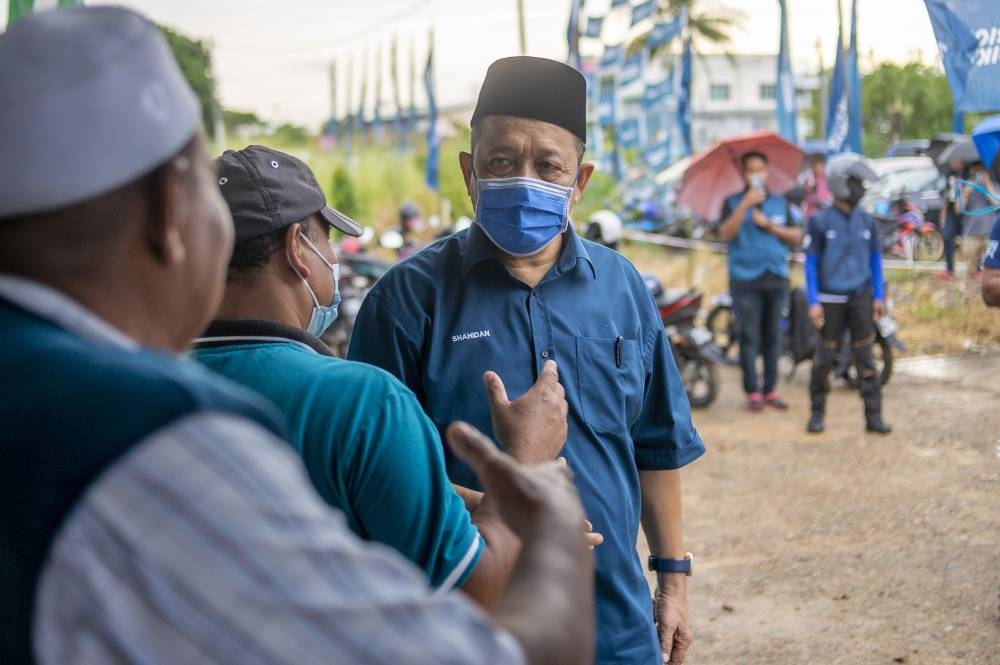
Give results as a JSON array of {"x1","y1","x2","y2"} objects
[
  {"x1": 643, "y1": 275, "x2": 719, "y2": 408},
  {"x1": 705, "y1": 288, "x2": 906, "y2": 389},
  {"x1": 876, "y1": 198, "x2": 944, "y2": 262},
  {"x1": 321, "y1": 253, "x2": 392, "y2": 358}
]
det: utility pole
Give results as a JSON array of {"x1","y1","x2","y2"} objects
[{"x1": 516, "y1": 0, "x2": 527, "y2": 55}]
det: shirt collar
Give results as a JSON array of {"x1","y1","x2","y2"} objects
[
  {"x1": 0, "y1": 274, "x2": 138, "y2": 350},
  {"x1": 192, "y1": 319, "x2": 334, "y2": 356},
  {"x1": 461, "y1": 223, "x2": 597, "y2": 279}
]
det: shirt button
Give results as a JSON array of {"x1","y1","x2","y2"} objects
[{"x1": 541, "y1": 351, "x2": 549, "y2": 358}]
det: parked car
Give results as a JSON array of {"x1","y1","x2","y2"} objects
[
  {"x1": 885, "y1": 139, "x2": 930, "y2": 158},
  {"x1": 861, "y1": 156, "x2": 944, "y2": 225}
]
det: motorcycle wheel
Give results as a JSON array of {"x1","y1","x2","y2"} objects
[
  {"x1": 842, "y1": 335, "x2": 894, "y2": 389},
  {"x1": 705, "y1": 305, "x2": 737, "y2": 361},
  {"x1": 914, "y1": 229, "x2": 944, "y2": 262},
  {"x1": 679, "y1": 354, "x2": 718, "y2": 408}
]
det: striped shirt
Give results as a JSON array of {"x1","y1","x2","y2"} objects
[{"x1": 0, "y1": 276, "x2": 524, "y2": 665}]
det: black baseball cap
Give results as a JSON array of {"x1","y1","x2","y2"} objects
[{"x1": 216, "y1": 145, "x2": 363, "y2": 241}]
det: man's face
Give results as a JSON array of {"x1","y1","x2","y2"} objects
[
  {"x1": 811, "y1": 157, "x2": 825, "y2": 176},
  {"x1": 743, "y1": 155, "x2": 769, "y2": 188},
  {"x1": 175, "y1": 135, "x2": 234, "y2": 345},
  {"x1": 459, "y1": 115, "x2": 593, "y2": 213}
]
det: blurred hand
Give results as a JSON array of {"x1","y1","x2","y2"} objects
[
  {"x1": 654, "y1": 576, "x2": 693, "y2": 664},
  {"x1": 744, "y1": 187, "x2": 766, "y2": 207},
  {"x1": 446, "y1": 422, "x2": 586, "y2": 542},
  {"x1": 584, "y1": 518, "x2": 604, "y2": 550},
  {"x1": 872, "y1": 299, "x2": 885, "y2": 322},
  {"x1": 750, "y1": 209, "x2": 771, "y2": 230},
  {"x1": 485, "y1": 360, "x2": 568, "y2": 464},
  {"x1": 809, "y1": 304, "x2": 825, "y2": 330}
]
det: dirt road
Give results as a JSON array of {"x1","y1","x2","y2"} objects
[{"x1": 639, "y1": 353, "x2": 1000, "y2": 664}]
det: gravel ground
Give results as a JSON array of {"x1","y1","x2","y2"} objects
[{"x1": 638, "y1": 353, "x2": 1000, "y2": 664}]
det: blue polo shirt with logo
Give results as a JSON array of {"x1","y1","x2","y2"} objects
[
  {"x1": 720, "y1": 191, "x2": 796, "y2": 286},
  {"x1": 348, "y1": 224, "x2": 705, "y2": 665}
]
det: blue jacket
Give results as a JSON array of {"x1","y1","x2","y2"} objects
[
  {"x1": 804, "y1": 205, "x2": 885, "y2": 305},
  {"x1": 722, "y1": 191, "x2": 795, "y2": 283}
]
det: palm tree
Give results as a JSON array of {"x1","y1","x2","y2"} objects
[{"x1": 628, "y1": 0, "x2": 744, "y2": 56}]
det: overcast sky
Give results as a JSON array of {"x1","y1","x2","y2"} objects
[{"x1": 3, "y1": 0, "x2": 940, "y2": 128}]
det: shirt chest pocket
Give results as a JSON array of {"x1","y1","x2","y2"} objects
[{"x1": 575, "y1": 336, "x2": 644, "y2": 434}]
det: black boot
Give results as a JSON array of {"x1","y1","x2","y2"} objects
[
  {"x1": 807, "y1": 411, "x2": 825, "y2": 433},
  {"x1": 866, "y1": 415, "x2": 892, "y2": 434}
]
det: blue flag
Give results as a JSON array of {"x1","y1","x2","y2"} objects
[
  {"x1": 601, "y1": 43, "x2": 625, "y2": 70},
  {"x1": 566, "y1": 0, "x2": 582, "y2": 70},
  {"x1": 825, "y1": 16, "x2": 850, "y2": 153},
  {"x1": 924, "y1": 0, "x2": 1000, "y2": 112},
  {"x1": 846, "y1": 0, "x2": 862, "y2": 152},
  {"x1": 631, "y1": 0, "x2": 655, "y2": 26},
  {"x1": 648, "y1": 16, "x2": 682, "y2": 50},
  {"x1": 584, "y1": 16, "x2": 603, "y2": 38},
  {"x1": 643, "y1": 76, "x2": 674, "y2": 109},
  {"x1": 644, "y1": 139, "x2": 672, "y2": 171},
  {"x1": 598, "y1": 91, "x2": 617, "y2": 126},
  {"x1": 618, "y1": 118, "x2": 641, "y2": 149},
  {"x1": 776, "y1": 0, "x2": 798, "y2": 142},
  {"x1": 619, "y1": 52, "x2": 644, "y2": 87},
  {"x1": 677, "y1": 35, "x2": 693, "y2": 156},
  {"x1": 424, "y1": 31, "x2": 439, "y2": 192}
]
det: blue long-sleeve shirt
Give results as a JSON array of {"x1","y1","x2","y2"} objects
[{"x1": 804, "y1": 205, "x2": 885, "y2": 306}]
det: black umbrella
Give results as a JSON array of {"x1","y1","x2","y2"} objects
[
  {"x1": 937, "y1": 138, "x2": 980, "y2": 165},
  {"x1": 925, "y1": 132, "x2": 968, "y2": 163}
]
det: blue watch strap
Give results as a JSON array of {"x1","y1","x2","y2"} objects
[{"x1": 648, "y1": 553, "x2": 693, "y2": 575}]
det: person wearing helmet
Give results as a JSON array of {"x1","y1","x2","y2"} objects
[{"x1": 803, "y1": 153, "x2": 891, "y2": 434}]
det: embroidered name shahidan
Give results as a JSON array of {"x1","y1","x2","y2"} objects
[{"x1": 452, "y1": 330, "x2": 491, "y2": 343}]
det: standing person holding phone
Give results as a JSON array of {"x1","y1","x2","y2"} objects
[
  {"x1": 719, "y1": 151, "x2": 803, "y2": 412},
  {"x1": 957, "y1": 161, "x2": 998, "y2": 294}
]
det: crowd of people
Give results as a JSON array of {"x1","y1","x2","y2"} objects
[{"x1": 1, "y1": 7, "x2": 703, "y2": 665}]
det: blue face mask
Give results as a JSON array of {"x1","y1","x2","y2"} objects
[
  {"x1": 473, "y1": 171, "x2": 577, "y2": 257},
  {"x1": 289, "y1": 234, "x2": 341, "y2": 337}
]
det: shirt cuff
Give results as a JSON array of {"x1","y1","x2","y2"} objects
[
  {"x1": 431, "y1": 532, "x2": 484, "y2": 595},
  {"x1": 635, "y1": 432, "x2": 706, "y2": 471}
]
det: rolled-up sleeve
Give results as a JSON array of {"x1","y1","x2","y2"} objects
[{"x1": 631, "y1": 323, "x2": 705, "y2": 470}]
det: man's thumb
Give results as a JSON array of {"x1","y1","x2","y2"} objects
[{"x1": 483, "y1": 371, "x2": 510, "y2": 407}]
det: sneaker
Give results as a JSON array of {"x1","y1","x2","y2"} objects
[
  {"x1": 807, "y1": 412, "x2": 825, "y2": 433},
  {"x1": 747, "y1": 392, "x2": 765, "y2": 412},
  {"x1": 764, "y1": 391, "x2": 789, "y2": 410}
]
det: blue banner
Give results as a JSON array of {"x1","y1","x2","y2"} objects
[
  {"x1": 566, "y1": 0, "x2": 582, "y2": 70},
  {"x1": 584, "y1": 16, "x2": 603, "y2": 38},
  {"x1": 618, "y1": 117, "x2": 641, "y2": 148},
  {"x1": 825, "y1": 19, "x2": 850, "y2": 153},
  {"x1": 644, "y1": 139, "x2": 672, "y2": 171},
  {"x1": 600, "y1": 43, "x2": 625, "y2": 69},
  {"x1": 677, "y1": 35, "x2": 692, "y2": 156},
  {"x1": 924, "y1": 0, "x2": 1000, "y2": 113},
  {"x1": 424, "y1": 31, "x2": 439, "y2": 192},
  {"x1": 776, "y1": 0, "x2": 798, "y2": 142},
  {"x1": 846, "y1": 0, "x2": 862, "y2": 152},
  {"x1": 598, "y1": 93, "x2": 617, "y2": 126},
  {"x1": 619, "y1": 52, "x2": 644, "y2": 87},
  {"x1": 648, "y1": 16, "x2": 682, "y2": 50},
  {"x1": 643, "y1": 76, "x2": 674, "y2": 109},
  {"x1": 631, "y1": 0, "x2": 655, "y2": 26}
]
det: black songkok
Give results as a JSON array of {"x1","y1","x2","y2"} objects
[{"x1": 471, "y1": 56, "x2": 587, "y2": 144}]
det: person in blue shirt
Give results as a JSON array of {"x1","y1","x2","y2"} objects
[
  {"x1": 982, "y1": 214, "x2": 1000, "y2": 306},
  {"x1": 349, "y1": 56, "x2": 705, "y2": 665},
  {"x1": 804, "y1": 153, "x2": 891, "y2": 435},
  {"x1": 190, "y1": 145, "x2": 587, "y2": 608},
  {"x1": 718, "y1": 150, "x2": 803, "y2": 412}
]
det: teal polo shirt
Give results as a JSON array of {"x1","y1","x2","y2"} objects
[{"x1": 191, "y1": 320, "x2": 483, "y2": 590}]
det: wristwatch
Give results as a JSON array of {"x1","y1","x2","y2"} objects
[{"x1": 648, "y1": 552, "x2": 693, "y2": 576}]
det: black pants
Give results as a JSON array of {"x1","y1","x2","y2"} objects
[
  {"x1": 942, "y1": 208, "x2": 963, "y2": 274},
  {"x1": 732, "y1": 285, "x2": 786, "y2": 395},
  {"x1": 809, "y1": 292, "x2": 882, "y2": 419}
]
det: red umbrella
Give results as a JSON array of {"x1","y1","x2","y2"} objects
[{"x1": 677, "y1": 131, "x2": 804, "y2": 220}]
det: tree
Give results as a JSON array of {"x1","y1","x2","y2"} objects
[
  {"x1": 860, "y1": 62, "x2": 954, "y2": 156},
  {"x1": 329, "y1": 167, "x2": 360, "y2": 219},
  {"x1": 159, "y1": 25, "x2": 221, "y2": 141},
  {"x1": 224, "y1": 110, "x2": 265, "y2": 135},
  {"x1": 632, "y1": 0, "x2": 743, "y2": 55}
]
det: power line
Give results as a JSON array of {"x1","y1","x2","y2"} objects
[{"x1": 213, "y1": 0, "x2": 437, "y2": 56}]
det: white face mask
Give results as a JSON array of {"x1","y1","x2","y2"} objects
[{"x1": 287, "y1": 234, "x2": 340, "y2": 337}]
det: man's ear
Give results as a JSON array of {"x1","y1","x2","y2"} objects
[
  {"x1": 285, "y1": 223, "x2": 311, "y2": 280},
  {"x1": 459, "y1": 151, "x2": 474, "y2": 196},
  {"x1": 570, "y1": 162, "x2": 596, "y2": 208},
  {"x1": 147, "y1": 157, "x2": 190, "y2": 266}
]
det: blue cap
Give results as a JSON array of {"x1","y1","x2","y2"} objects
[{"x1": 0, "y1": 6, "x2": 201, "y2": 218}]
